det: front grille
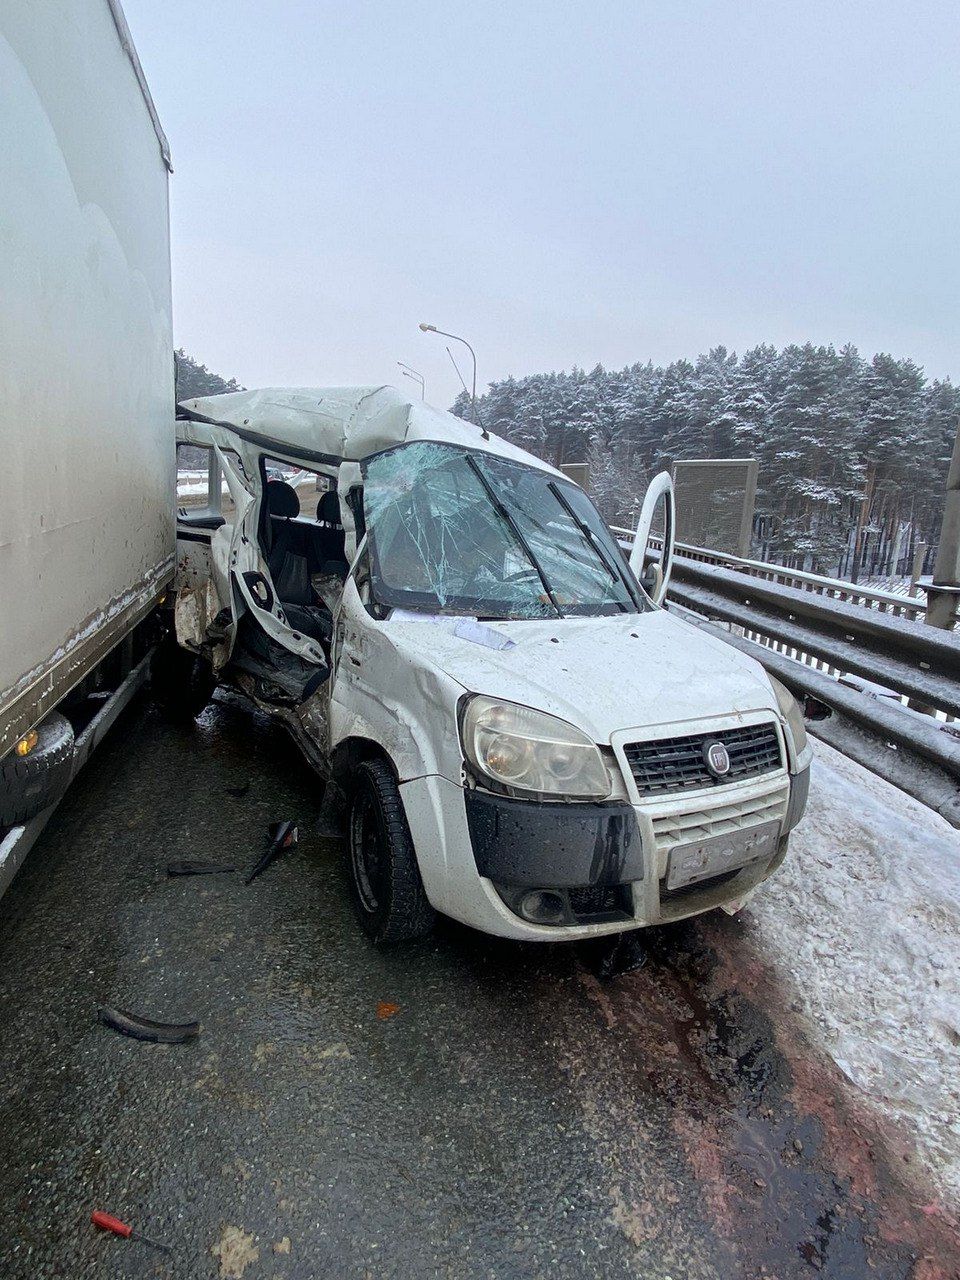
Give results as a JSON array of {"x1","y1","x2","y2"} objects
[
  {"x1": 624, "y1": 722, "x2": 782, "y2": 796},
  {"x1": 650, "y1": 782, "x2": 789, "y2": 854}
]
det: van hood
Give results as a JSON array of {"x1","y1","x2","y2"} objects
[{"x1": 386, "y1": 608, "x2": 779, "y2": 744}]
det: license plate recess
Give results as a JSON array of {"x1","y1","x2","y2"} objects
[{"x1": 666, "y1": 819, "x2": 780, "y2": 892}]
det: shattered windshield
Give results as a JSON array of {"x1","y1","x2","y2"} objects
[{"x1": 362, "y1": 442, "x2": 646, "y2": 619}]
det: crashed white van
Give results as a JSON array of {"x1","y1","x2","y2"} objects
[{"x1": 161, "y1": 387, "x2": 810, "y2": 943}]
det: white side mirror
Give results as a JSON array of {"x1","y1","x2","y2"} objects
[{"x1": 628, "y1": 471, "x2": 675, "y2": 606}]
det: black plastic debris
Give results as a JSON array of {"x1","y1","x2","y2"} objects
[
  {"x1": 580, "y1": 931, "x2": 648, "y2": 981},
  {"x1": 244, "y1": 820, "x2": 298, "y2": 885},
  {"x1": 97, "y1": 1005, "x2": 201, "y2": 1044},
  {"x1": 803, "y1": 694, "x2": 832, "y2": 721},
  {"x1": 166, "y1": 860, "x2": 236, "y2": 877},
  {"x1": 225, "y1": 780, "x2": 251, "y2": 797}
]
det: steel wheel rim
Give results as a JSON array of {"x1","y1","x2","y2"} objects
[{"x1": 350, "y1": 789, "x2": 384, "y2": 913}]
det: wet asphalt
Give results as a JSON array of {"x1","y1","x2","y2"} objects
[{"x1": 0, "y1": 693, "x2": 957, "y2": 1280}]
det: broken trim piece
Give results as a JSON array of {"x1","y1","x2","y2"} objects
[
  {"x1": 97, "y1": 1005, "x2": 201, "y2": 1043},
  {"x1": 244, "y1": 820, "x2": 298, "y2": 885}
]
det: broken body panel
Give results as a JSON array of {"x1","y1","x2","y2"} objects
[{"x1": 174, "y1": 386, "x2": 811, "y2": 941}]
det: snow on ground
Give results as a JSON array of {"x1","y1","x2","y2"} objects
[{"x1": 749, "y1": 737, "x2": 960, "y2": 1201}]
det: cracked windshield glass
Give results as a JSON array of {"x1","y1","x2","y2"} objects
[{"x1": 363, "y1": 442, "x2": 645, "y2": 619}]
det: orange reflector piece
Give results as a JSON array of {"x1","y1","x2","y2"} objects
[{"x1": 15, "y1": 729, "x2": 38, "y2": 757}]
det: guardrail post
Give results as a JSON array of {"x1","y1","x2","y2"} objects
[
  {"x1": 924, "y1": 421, "x2": 960, "y2": 631},
  {"x1": 909, "y1": 542, "x2": 927, "y2": 597}
]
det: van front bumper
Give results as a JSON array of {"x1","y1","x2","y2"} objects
[
  {"x1": 398, "y1": 767, "x2": 806, "y2": 942},
  {"x1": 398, "y1": 774, "x2": 642, "y2": 940},
  {"x1": 463, "y1": 791, "x2": 643, "y2": 888}
]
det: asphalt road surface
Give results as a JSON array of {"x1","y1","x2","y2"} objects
[{"x1": 0, "y1": 693, "x2": 957, "y2": 1279}]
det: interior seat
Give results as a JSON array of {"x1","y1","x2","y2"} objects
[
  {"x1": 263, "y1": 480, "x2": 331, "y2": 646},
  {"x1": 311, "y1": 490, "x2": 350, "y2": 577}
]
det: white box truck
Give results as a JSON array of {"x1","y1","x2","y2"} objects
[{"x1": 0, "y1": 0, "x2": 174, "y2": 891}]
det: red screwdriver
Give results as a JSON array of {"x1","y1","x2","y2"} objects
[{"x1": 91, "y1": 1210, "x2": 171, "y2": 1253}]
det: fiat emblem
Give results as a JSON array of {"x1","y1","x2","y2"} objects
[{"x1": 704, "y1": 740, "x2": 731, "y2": 777}]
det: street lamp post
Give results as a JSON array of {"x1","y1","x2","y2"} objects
[
  {"x1": 419, "y1": 322, "x2": 487, "y2": 438},
  {"x1": 397, "y1": 361, "x2": 425, "y2": 400}
]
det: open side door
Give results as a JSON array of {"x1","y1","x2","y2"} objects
[
  {"x1": 628, "y1": 470, "x2": 675, "y2": 607},
  {"x1": 215, "y1": 445, "x2": 328, "y2": 672},
  {"x1": 173, "y1": 422, "x2": 328, "y2": 692}
]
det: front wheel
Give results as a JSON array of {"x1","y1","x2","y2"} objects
[{"x1": 347, "y1": 758, "x2": 436, "y2": 944}]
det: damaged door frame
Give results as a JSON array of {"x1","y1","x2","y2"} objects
[{"x1": 174, "y1": 421, "x2": 330, "y2": 672}]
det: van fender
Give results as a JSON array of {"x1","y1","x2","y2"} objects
[{"x1": 329, "y1": 579, "x2": 464, "y2": 783}]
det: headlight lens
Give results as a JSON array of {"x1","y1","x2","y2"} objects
[
  {"x1": 769, "y1": 675, "x2": 808, "y2": 757},
  {"x1": 460, "y1": 696, "x2": 610, "y2": 799}
]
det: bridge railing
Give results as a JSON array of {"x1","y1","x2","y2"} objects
[
  {"x1": 609, "y1": 529, "x2": 927, "y2": 619},
  {"x1": 613, "y1": 529, "x2": 960, "y2": 826}
]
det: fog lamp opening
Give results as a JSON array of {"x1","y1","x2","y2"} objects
[{"x1": 519, "y1": 889, "x2": 567, "y2": 926}]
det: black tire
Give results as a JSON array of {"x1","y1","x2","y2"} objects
[
  {"x1": 347, "y1": 758, "x2": 436, "y2": 944},
  {"x1": 150, "y1": 634, "x2": 216, "y2": 723},
  {"x1": 0, "y1": 712, "x2": 75, "y2": 827}
]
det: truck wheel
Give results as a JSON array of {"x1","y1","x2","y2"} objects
[
  {"x1": 0, "y1": 712, "x2": 75, "y2": 828},
  {"x1": 347, "y1": 758, "x2": 436, "y2": 944},
  {"x1": 151, "y1": 635, "x2": 215, "y2": 723}
]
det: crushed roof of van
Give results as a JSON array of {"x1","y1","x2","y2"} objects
[{"x1": 177, "y1": 385, "x2": 563, "y2": 474}]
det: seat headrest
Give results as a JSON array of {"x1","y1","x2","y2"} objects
[
  {"x1": 266, "y1": 479, "x2": 299, "y2": 519},
  {"x1": 316, "y1": 491, "x2": 342, "y2": 526}
]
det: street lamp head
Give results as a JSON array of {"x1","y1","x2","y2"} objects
[{"x1": 418, "y1": 322, "x2": 436, "y2": 332}]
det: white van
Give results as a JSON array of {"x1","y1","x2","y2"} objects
[{"x1": 161, "y1": 387, "x2": 810, "y2": 943}]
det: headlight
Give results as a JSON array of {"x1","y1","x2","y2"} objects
[
  {"x1": 768, "y1": 675, "x2": 807, "y2": 757},
  {"x1": 460, "y1": 696, "x2": 610, "y2": 800}
]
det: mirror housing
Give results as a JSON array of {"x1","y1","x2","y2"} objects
[
  {"x1": 628, "y1": 471, "x2": 675, "y2": 606},
  {"x1": 640, "y1": 562, "x2": 663, "y2": 600}
]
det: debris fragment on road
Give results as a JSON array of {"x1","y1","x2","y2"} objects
[
  {"x1": 580, "y1": 932, "x2": 648, "y2": 981},
  {"x1": 243, "y1": 820, "x2": 297, "y2": 885},
  {"x1": 91, "y1": 1210, "x2": 170, "y2": 1253},
  {"x1": 225, "y1": 781, "x2": 251, "y2": 798},
  {"x1": 97, "y1": 1005, "x2": 201, "y2": 1044},
  {"x1": 376, "y1": 1001, "x2": 400, "y2": 1020}
]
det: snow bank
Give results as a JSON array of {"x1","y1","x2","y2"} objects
[{"x1": 750, "y1": 738, "x2": 960, "y2": 1200}]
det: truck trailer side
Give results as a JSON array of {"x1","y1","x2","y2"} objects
[{"x1": 0, "y1": 0, "x2": 174, "y2": 886}]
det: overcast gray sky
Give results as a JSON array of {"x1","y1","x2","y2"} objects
[{"x1": 124, "y1": 0, "x2": 959, "y2": 405}]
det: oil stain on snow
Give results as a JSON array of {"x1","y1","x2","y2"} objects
[{"x1": 750, "y1": 737, "x2": 960, "y2": 1200}]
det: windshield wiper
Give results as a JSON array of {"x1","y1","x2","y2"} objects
[
  {"x1": 465, "y1": 455, "x2": 563, "y2": 618},
  {"x1": 548, "y1": 482, "x2": 643, "y2": 613}
]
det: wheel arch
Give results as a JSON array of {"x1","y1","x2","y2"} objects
[
  {"x1": 329, "y1": 735, "x2": 401, "y2": 794},
  {"x1": 338, "y1": 739, "x2": 437, "y2": 943}
]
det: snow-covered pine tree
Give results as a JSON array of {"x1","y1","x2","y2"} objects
[{"x1": 452, "y1": 344, "x2": 959, "y2": 577}]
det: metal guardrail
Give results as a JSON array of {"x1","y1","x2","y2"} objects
[
  {"x1": 615, "y1": 532, "x2": 960, "y2": 826},
  {"x1": 610, "y1": 530, "x2": 927, "y2": 619}
]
